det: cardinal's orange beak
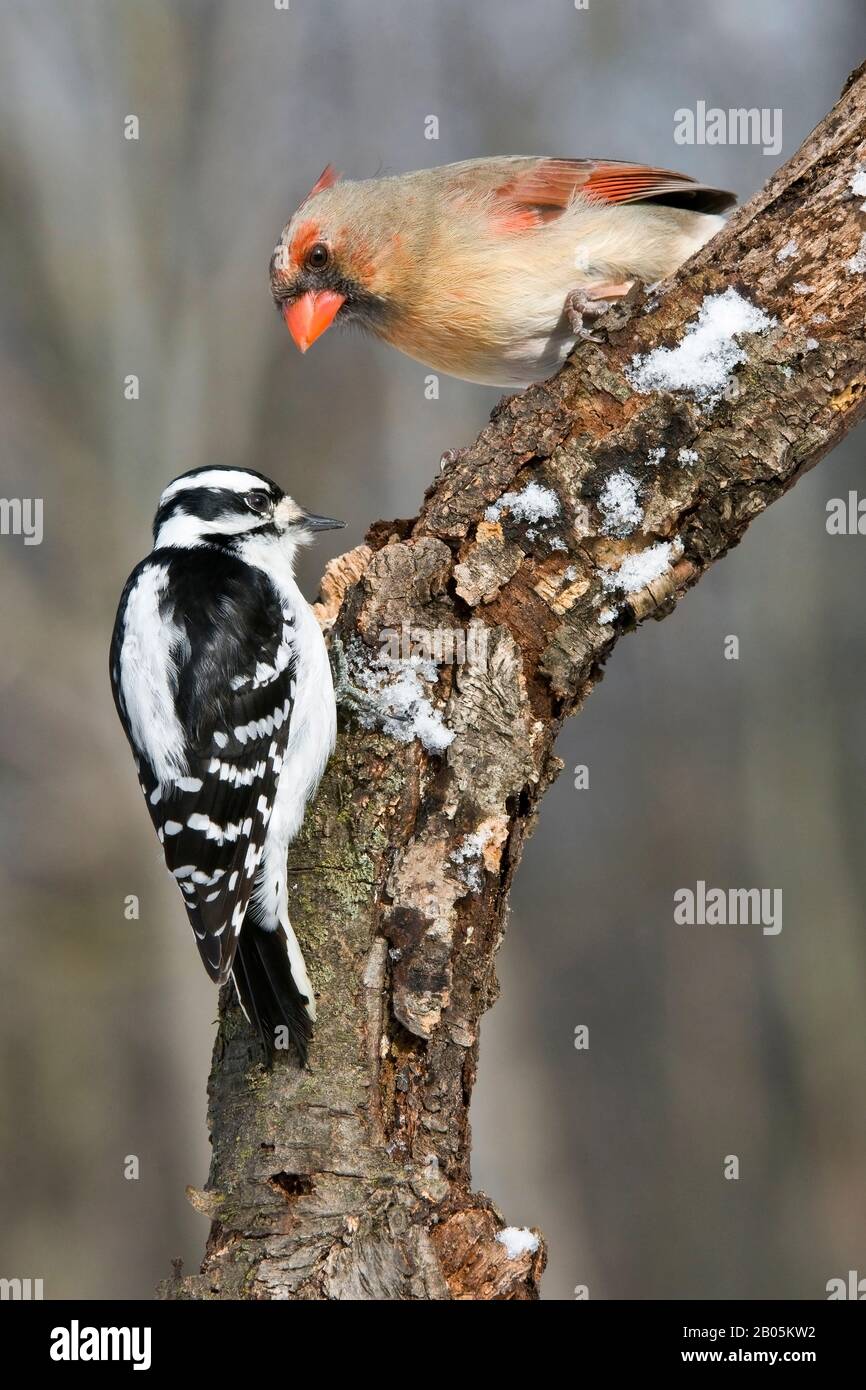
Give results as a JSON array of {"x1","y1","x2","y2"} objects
[{"x1": 283, "y1": 290, "x2": 346, "y2": 352}]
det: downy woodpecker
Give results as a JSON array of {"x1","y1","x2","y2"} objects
[{"x1": 110, "y1": 466, "x2": 345, "y2": 1064}]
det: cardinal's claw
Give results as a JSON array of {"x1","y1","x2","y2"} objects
[{"x1": 565, "y1": 281, "x2": 636, "y2": 341}]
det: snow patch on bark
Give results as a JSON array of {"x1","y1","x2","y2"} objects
[
  {"x1": 598, "y1": 470, "x2": 643, "y2": 538},
  {"x1": 846, "y1": 233, "x2": 866, "y2": 274},
  {"x1": 351, "y1": 646, "x2": 454, "y2": 755},
  {"x1": 602, "y1": 539, "x2": 683, "y2": 594},
  {"x1": 485, "y1": 482, "x2": 560, "y2": 524},
  {"x1": 626, "y1": 289, "x2": 776, "y2": 405},
  {"x1": 496, "y1": 1227, "x2": 540, "y2": 1259}
]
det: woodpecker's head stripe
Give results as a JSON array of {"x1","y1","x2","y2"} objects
[{"x1": 160, "y1": 468, "x2": 278, "y2": 505}]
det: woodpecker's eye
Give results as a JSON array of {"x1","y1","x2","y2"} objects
[
  {"x1": 244, "y1": 490, "x2": 272, "y2": 516},
  {"x1": 305, "y1": 242, "x2": 331, "y2": 271}
]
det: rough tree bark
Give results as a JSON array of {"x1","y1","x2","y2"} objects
[{"x1": 163, "y1": 66, "x2": 866, "y2": 1300}]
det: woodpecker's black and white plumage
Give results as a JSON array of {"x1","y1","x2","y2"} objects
[{"x1": 110, "y1": 466, "x2": 345, "y2": 1065}]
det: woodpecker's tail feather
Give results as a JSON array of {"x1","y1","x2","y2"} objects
[{"x1": 232, "y1": 922, "x2": 313, "y2": 1066}]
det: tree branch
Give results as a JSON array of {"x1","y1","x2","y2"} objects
[{"x1": 162, "y1": 65, "x2": 866, "y2": 1301}]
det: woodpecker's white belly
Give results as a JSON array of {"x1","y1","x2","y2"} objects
[
  {"x1": 272, "y1": 597, "x2": 336, "y2": 851},
  {"x1": 238, "y1": 537, "x2": 336, "y2": 938}
]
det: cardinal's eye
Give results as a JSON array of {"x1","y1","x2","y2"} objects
[
  {"x1": 244, "y1": 490, "x2": 272, "y2": 515},
  {"x1": 305, "y1": 242, "x2": 331, "y2": 271}
]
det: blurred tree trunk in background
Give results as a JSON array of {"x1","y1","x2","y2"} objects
[{"x1": 163, "y1": 66, "x2": 866, "y2": 1299}]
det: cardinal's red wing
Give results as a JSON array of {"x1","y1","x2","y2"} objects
[{"x1": 486, "y1": 157, "x2": 735, "y2": 224}]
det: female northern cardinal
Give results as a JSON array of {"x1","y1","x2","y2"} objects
[{"x1": 270, "y1": 157, "x2": 735, "y2": 387}]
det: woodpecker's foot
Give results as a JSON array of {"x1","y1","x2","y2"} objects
[
  {"x1": 329, "y1": 631, "x2": 365, "y2": 717},
  {"x1": 565, "y1": 281, "x2": 635, "y2": 341},
  {"x1": 329, "y1": 632, "x2": 412, "y2": 727}
]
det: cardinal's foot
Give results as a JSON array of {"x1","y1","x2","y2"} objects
[{"x1": 565, "y1": 281, "x2": 636, "y2": 341}]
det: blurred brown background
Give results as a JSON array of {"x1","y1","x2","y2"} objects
[{"x1": 0, "y1": 0, "x2": 864, "y2": 1301}]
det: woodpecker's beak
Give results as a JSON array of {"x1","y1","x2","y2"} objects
[
  {"x1": 302, "y1": 512, "x2": 346, "y2": 532},
  {"x1": 283, "y1": 290, "x2": 346, "y2": 352}
]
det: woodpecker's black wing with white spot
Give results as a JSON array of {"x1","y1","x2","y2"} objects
[{"x1": 110, "y1": 548, "x2": 296, "y2": 986}]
